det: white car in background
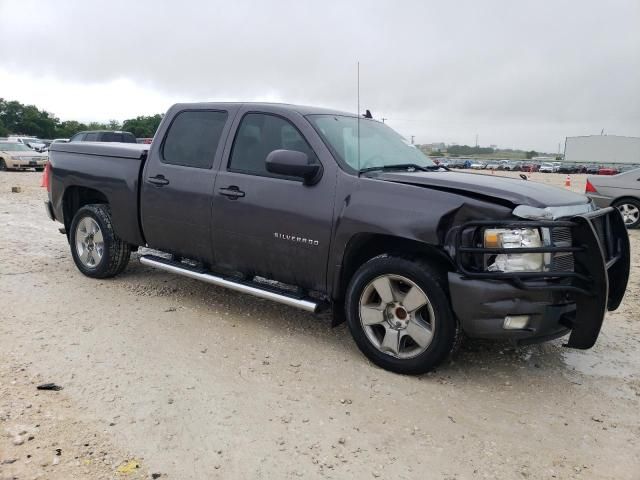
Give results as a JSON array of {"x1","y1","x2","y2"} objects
[
  {"x1": 0, "y1": 141, "x2": 48, "y2": 171},
  {"x1": 469, "y1": 161, "x2": 486, "y2": 170},
  {"x1": 7, "y1": 136, "x2": 47, "y2": 152},
  {"x1": 539, "y1": 162, "x2": 559, "y2": 173}
]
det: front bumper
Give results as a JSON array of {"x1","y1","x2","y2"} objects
[
  {"x1": 450, "y1": 207, "x2": 630, "y2": 348},
  {"x1": 6, "y1": 160, "x2": 46, "y2": 170}
]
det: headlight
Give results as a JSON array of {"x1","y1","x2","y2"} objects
[{"x1": 484, "y1": 228, "x2": 544, "y2": 272}]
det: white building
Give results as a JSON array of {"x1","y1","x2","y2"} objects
[{"x1": 564, "y1": 135, "x2": 640, "y2": 164}]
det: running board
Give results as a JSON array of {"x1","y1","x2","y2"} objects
[{"x1": 139, "y1": 255, "x2": 319, "y2": 313}]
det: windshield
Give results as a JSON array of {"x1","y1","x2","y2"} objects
[
  {"x1": 307, "y1": 115, "x2": 435, "y2": 171},
  {"x1": 542, "y1": 163, "x2": 553, "y2": 167},
  {"x1": 0, "y1": 142, "x2": 32, "y2": 151}
]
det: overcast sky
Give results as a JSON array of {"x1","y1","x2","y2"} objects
[{"x1": 1, "y1": 0, "x2": 638, "y2": 151}]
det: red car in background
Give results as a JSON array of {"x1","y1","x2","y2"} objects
[
  {"x1": 521, "y1": 163, "x2": 539, "y2": 173},
  {"x1": 598, "y1": 167, "x2": 619, "y2": 175}
]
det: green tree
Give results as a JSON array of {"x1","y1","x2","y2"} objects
[
  {"x1": 122, "y1": 114, "x2": 163, "y2": 138},
  {"x1": 55, "y1": 120, "x2": 89, "y2": 138},
  {"x1": 525, "y1": 150, "x2": 539, "y2": 159}
]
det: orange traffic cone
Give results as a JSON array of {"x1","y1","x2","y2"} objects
[{"x1": 565, "y1": 175, "x2": 571, "y2": 188}]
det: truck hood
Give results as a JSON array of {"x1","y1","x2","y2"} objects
[{"x1": 373, "y1": 171, "x2": 589, "y2": 208}]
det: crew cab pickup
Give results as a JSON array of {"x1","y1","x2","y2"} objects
[{"x1": 44, "y1": 102, "x2": 630, "y2": 374}]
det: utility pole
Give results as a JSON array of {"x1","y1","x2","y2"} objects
[
  {"x1": 381, "y1": 117, "x2": 387, "y2": 124},
  {"x1": 475, "y1": 134, "x2": 479, "y2": 147},
  {"x1": 410, "y1": 135, "x2": 415, "y2": 145}
]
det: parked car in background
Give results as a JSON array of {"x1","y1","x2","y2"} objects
[
  {"x1": 447, "y1": 158, "x2": 471, "y2": 169},
  {"x1": 586, "y1": 168, "x2": 640, "y2": 228},
  {"x1": 469, "y1": 161, "x2": 486, "y2": 170},
  {"x1": 7, "y1": 136, "x2": 47, "y2": 152},
  {"x1": 137, "y1": 138, "x2": 154, "y2": 144},
  {"x1": 42, "y1": 139, "x2": 70, "y2": 153},
  {"x1": 558, "y1": 163, "x2": 582, "y2": 174},
  {"x1": 598, "y1": 167, "x2": 619, "y2": 176},
  {"x1": 485, "y1": 161, "x2": 500, "y2": 170},
  {"x1": 585, "y1": 164, "x2": 601, "y2": 174},
  {"x1": 500, "y1": 161, "x2": 522, "y2": 171},
  {"x1": 69, "y1": 130, "x2": 137, "y2": 143},
  {"x1": 0, "y1": 141, "x2": 48, "y2": 171},
  {"x1": 539, "y1": 162, "x2": 557, "y2": 173},
  {"x1": 521, "y1": 162, "x2": 539, "y2": 173}
]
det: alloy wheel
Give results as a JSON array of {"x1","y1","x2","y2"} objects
[{"x1": 358, "y1": 274, "x2": 435, "y2": 359}]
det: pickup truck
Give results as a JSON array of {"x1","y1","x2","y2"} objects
[{"x1": 44, "y1": 102, "x2": 630, "y2": 374}]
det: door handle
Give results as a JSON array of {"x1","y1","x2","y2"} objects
[
  {"x1": 219, "y1": 186, "x2": 245, "y2": 199},
  {"x1": 148, "y1": 175, "x2": 170, "y2": 186}
]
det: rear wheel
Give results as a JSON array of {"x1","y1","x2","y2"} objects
[
  {"x1": 345, "y1": 255, "x2": 457, "y2": 375},
  {"x1": 0, "y1": 159, "x2": 7, "y2": 171},
  {"x1": 613, "y1": 199, "x2": 640, "y2": 229},
  {"x1": 69, "y1": 204, "x2": 131, "y2": 278}
]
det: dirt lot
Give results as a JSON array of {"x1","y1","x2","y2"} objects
[{"x1": 0, "y1": 171, "x2": 638, "y2": 480}]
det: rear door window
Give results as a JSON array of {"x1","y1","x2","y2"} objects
[
  {"x1": 162, "y1": 110, "x2": 229, "y2": 169},
  {"x1": 85, "y1": 132, "x2": 99, "y2": 141}
]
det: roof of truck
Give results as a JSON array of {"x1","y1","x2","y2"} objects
[{"x1": 170, "y1": 102, "x2": 355, "y2": 117}]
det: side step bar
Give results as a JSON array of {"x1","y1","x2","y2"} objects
[{"x1": 139, "y1": 255, "x2": 319, "y2": 313}]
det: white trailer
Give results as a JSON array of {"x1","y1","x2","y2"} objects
[{"x1": 564, "y1": 135, "x2": 640, "y2": 164}]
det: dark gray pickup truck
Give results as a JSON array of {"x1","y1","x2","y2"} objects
[{"x1": 44, "y1": 102, "x2": 630, "y2": 374}]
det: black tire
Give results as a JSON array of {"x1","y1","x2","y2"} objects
[
  {"x1": 613, "y1": 198, "x2": 640, "y2": 229},
  {"x1": 0, "y1": 158, "x2": 7, "y2": 171},
  {"x1": 69, "y1": 204, "x2": 131, "y2": 278},
  {"x1": 35, "y1": 167, "x2": 44, "y2": 172},
  {"x1": 345, "y1": 255, "x2": 457, "y2": 375}
]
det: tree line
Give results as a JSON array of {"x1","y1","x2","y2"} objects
[{"x1": 0, "y1": 98, "x2": 163, "y2": 139}]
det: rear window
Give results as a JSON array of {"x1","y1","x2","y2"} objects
[
  {"x1": 100, "y1": 132, "x2": 136, "y2": 143},
  {"x1": 162, "y1": 110, "x2": 228, "y2": 169}
]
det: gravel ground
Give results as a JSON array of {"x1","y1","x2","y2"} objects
[{"x1": 0, "y1": 171, "x2": 638, "y2": 479}]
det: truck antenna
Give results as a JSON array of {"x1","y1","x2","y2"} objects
[{"x1": 357, "y1": 61, "x2": 361, "y2": 174}]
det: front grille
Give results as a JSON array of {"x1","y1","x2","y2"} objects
[
  {"x1": 552, "y1": 227, "x2": 572, "y2": 245},
  {"x1": 550, "y1": 226, "x2": 574, "y2": 272},
  {"x1": 551, "y1": 253, "x2": 574, "y2": 272}
]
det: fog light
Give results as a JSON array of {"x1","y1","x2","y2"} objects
[{"x1": 503, "y1": 315, "x2": 530, "y2": 330}]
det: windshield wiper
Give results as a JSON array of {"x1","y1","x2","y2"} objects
[{"x1": 359, "y1": 163, "x2": 444, "y2": 174}]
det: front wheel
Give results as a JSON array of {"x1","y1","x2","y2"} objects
[
  {"x1": 613, "y1": 199, "x2": 640, "y2": 229},
  {"x1": 345, "y1": 255, "x2": 457, "y2": 375},
  {"x1": 0, "y1": 159, "x2": 7, "y2": 171},
  {"x1": 69, "y1": 204, "x2": 131, "y2": 278}
]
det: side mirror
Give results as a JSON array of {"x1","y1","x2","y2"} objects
[{"x1": 266, "y1": 149, "x2": 322, "y2": 185}]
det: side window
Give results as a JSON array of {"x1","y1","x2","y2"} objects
[
  {"x1": 228, "y1": 113, "x2": 316, "y2": 178},
  {"x1": 162, "y1": 110, "x2": 228, "y2": 168},
  {"x1": 70, "y1": 133, "x2": 85, "y2": 142},
  {"x1": 85, "y1": 132, "x2": 99, "y2": 141}
]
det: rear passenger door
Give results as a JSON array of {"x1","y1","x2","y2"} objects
[{"x1": 141, "y1": 107, "x2": 236, "y2": 262}]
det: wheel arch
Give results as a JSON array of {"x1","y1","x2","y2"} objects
[
  {"x1": 62, "y1": 186, "x2": 109, "y2": 232},
  {"x1": 333, "y1": 233, "x2": 454, "y2": 302},
  {"x1": 611, "y1": 195, "x2": 640, "y2": 206}
]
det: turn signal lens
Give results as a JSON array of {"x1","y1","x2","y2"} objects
[{"x1": 484, "y1": 231, "x2": 500, "y2": 248}]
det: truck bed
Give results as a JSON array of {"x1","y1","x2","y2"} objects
[{"x1": 48, "y1": 142, "x2": 149, "y2": 245}]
